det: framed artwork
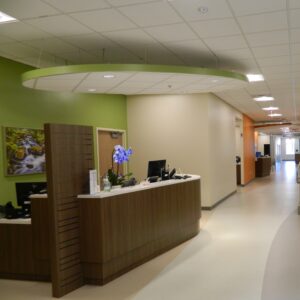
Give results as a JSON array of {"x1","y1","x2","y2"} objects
[{"x1": 4, "y1": 126, "x2": 46, "y2": 176}]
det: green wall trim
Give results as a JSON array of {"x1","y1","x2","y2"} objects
[{"x1": 22, "y1": 63, "x2": 248, "y2": 83}]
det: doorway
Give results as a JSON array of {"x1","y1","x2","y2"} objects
[{"x1": 97, "y1": 128, "x2": 126, "y2": 182}]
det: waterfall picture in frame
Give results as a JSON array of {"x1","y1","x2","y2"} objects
[{"x1": 4, "y1": 126, "x2": 46, "y2": 176}]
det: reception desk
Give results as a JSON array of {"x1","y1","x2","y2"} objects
[
  {"x1": 0, "y1": 176, "x2": 200, "y2": 290},
  {"x1": 255, "y1": 157, "x2": 271, "y2": 177},
  {"x1": 78, "y1": 175, "x2": 201, "y2": 284},
  {"x1": 0, "y1": 197, "x2": 50, "y2": 281}
]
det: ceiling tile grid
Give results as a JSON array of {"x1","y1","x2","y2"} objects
[{"x1": 0, "y1": 0, "x2": 299, "y2": 130}]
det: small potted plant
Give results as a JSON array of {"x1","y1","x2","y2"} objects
[{"x1": 107, "y1": 145, "x2": 133, "y2": 188}]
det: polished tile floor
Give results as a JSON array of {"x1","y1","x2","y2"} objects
[{"x1": 1, "y1": 161, "x2": 299, "y2": 300}]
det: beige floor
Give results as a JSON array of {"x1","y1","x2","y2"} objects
[{"x1": 1, "y1": 161, "x2": 299, "y2": 300}]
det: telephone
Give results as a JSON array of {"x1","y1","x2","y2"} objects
[{"x1": 169, "y1": 168, "x2": 176, "y2": 179}]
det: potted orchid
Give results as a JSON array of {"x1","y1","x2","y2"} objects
[{"x1": 107, "y1": 145, "x2": 133, "y2": 187}]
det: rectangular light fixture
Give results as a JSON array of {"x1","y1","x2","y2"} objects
[
  {"x1": 246, "y1": 74, "x2": 264, "y2": 82},
  {"x1": 0, "y1": 11, "x2": 18, "y2": 24},
  {"x1": 254, "y1": 96, "x2": 274, "y2": 102},
  {"x1": 268, "y1": 113, "x2": 282, "y2": 117},
  {"x1": 262, "y1": 106, "x2": 279, "y2": 111}
]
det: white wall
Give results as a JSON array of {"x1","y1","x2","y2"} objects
[
  {"x1": 257, "y1": 134, "x2": 270, "y2": 155},
  {"x1": 127, "y1": 93, "x2": 239, "y2": 207},
  {"x1": 208, "y1": 96, "x2": 237, "y2": 206}
]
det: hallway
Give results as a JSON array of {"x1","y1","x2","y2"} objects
[{"x1": 1, "y1": 162, "x2": 299, "y2": 300}]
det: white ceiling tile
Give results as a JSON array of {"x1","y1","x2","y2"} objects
[
  {"x1": 0, "y1": 42, "x2": 40, "y2": 58},
  {"x1": 221, "y1": 88, "x2": 252, "y2": 100},
  {"x1": 237, "y1": 11, "x2": 288, "y2": 34},
  {"x1": 290, "y1": 54, "x2": 300, "y2": 64},
  {"x1": 58, "y1": 50, "x2": 101, "y2": 64},
  {"x1": 261, "y1": 64, "x2": 291, "y2": 74},
  {"x1": 62, "y1": 33, "x2": 119, "y2": 52},
  {"x1": 26, "y1": 15, "x2": 92, "y2": 36},
  {"x1": 128, "y1": 72, "x2": 172, "y2": 83},
  {"x1": 164, "y1": 39, "x2": 216, "y2": 67},
  {"x1": 43, "y1": 0, "x2": 110, "y2": 13},
  {"x1": 289, "y1": 0, "x2": 300, "y2": 9},
  {"x1": 246, "y1": 82, "x2": 270, "y2": 95},
  {"x1": 118, "y1": 2, "x2": 182, "y2": 27},
  {"x1": 24, "y1": 38, "x2": 78, "y2": 54},
  {"x1": 101, "y1": 29, "x2": 159, "y2": 59},
  {"x1": 252, "y1": 44, "x2": 290, "y2": 58},
  {"x1": 0, "y1": 0, "x2": 60, "y2": 20},
  {"x1": 170, "y1": 0, "x2": 232, "y2": 21},
  {"x1": 228, "y1": 0, "x2": 286, "y2": 16},
  {"x1": 264, "y1": 72, "x2": 290, "y2": 80},
  {"x1": 289, "y1": 9, "x2": 300, "y2": 28},
  {"x1": 0, "y1": 35, "x2": 16, "y2": 44},
  {"x1": 257, "y1": 56, "x2": 290, "y2": 67},
  {"x1": 290, "y1": 28, "x2": 300, "y2": 43},
  {"x1": 246, "y1": 30, "x2": 289, "y2": 47},
  {"x1": 291, "y1": 43, "x2": 300, "y2": 55},
  {"x1": 145, "y1": 23, "x2": 198, "y2": 43},
  {"x1": 190, "y1": 18, "x2": 241, "y2": 38},
  {"x1": 216, "y1": 48, "x2": 253, "y2": 60},
  {"x1": 165, "y1": 39, "x2": 209, "y2": 52},
  {"x1": 0, "y1": 22, "x2": 50, "y2": 41},
  {"x1": 220, "y1": 57, "x2": 258, "y2": 73},
  {"x1": 70, "y1": 9, "x2": 136, "y2": 32},
  {"x1": 85, "y1": 72, "x2": 133, "y2": 81},
  {"x1": 103, "y1": 29, "x2": 156, "y2": 46},
  {"x1": 107, "y1": 0, "x2": 158, "y2": 6},
  {"x1": 96, "y1": 47, "x2": 140, "y2": 63},
  {"x1": 19, "y1": 54, "x2": 70, "y2": 67},
  {"x1": 203, "y1": 35, "x2": 248, "y2": 51},
  {"x1": 145, "y1": 46, "x2": 184, "y2": 65}
]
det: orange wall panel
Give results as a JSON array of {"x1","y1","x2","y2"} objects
[{"x1": 243, "y1": 114, "x2": 255, "y2": 185}]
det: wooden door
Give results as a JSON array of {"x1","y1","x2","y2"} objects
[{"x1": 98, "y1": 130, "x2": 124, "y2": 181}]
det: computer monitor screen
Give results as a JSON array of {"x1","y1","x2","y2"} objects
[
  {"x1": 15, "y1": 182, "x2": 47, "y2": 207},
  {"x1": 147, "y1": 160, "x2": 166, "y2": 178}
]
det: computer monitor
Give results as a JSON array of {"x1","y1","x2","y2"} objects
[
  {"x1": 147, "y1": 160, "x2": 166, "y2": 178},
  {"x1": 15, "y1": 182, "x2": 47, "y2": 208}
]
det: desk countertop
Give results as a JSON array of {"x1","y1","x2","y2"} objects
[
  {"x1": 78, "y1": 174, "x2": 200, "y2": 199},
  {"x1": 0, "y1": 218, "x2": 31, "y2": 225}
]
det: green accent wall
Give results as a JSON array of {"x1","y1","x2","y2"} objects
[{"x1": 0, "y1": 57, "x2": 127, "y2": 206}]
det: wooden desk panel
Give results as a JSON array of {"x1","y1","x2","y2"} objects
[
  {"x1": 80, "y1": 179, "x2": 201, "y2": 284},
  {"x1": 255, "y1": 157, "x2": 271, "y2": 177},
  {"x1": 0, "y1": 197, "x2": 50, "y2": 281}
]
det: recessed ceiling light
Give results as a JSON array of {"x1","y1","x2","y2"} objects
[
  {"x1": 254, "y1": 96, "x2": 274, "y2": 102},
  {"x1": 280, "y1": 127, "x2": 289, "y2": 131},
  {"x1": 268, "y1": 113, "x2": 282, "y2": 117},
  {"x1": 246, "y1": 74, "x2": 264, "y2": 82},
  {"x1": 103, "y1": 74, "x2": 114, "y2": 79},
  {"x1": 262, "y1": 106, "x2": 279, "y2": 111},
  {"x1": 88, "y1": 88, "x2": 96, "y2": 92},
  {"x1": 198, "y1": 6, "x2": 209, "y2": 14},
  {"x1": 0, "y1": 11, "x2": 18, "y2": 24}
]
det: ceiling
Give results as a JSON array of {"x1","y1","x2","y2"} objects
[
  {"x1": 22, "y1": 64, "x2": 247, "y2": 94},
  {"x1": 0, "y1": 0, "x2": 300, "y2": 129}
]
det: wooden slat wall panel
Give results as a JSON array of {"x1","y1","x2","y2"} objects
[{"x1": 45, "y1": 124, "x2": 94, "y2": 298}]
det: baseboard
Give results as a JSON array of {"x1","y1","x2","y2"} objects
[{"x1": 202, "y1": 190, "x2": 237, "y2": 211}]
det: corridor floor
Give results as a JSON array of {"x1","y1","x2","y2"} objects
[{"x1": 1, "y1": 161, "x2": 299, "y2": 300}]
